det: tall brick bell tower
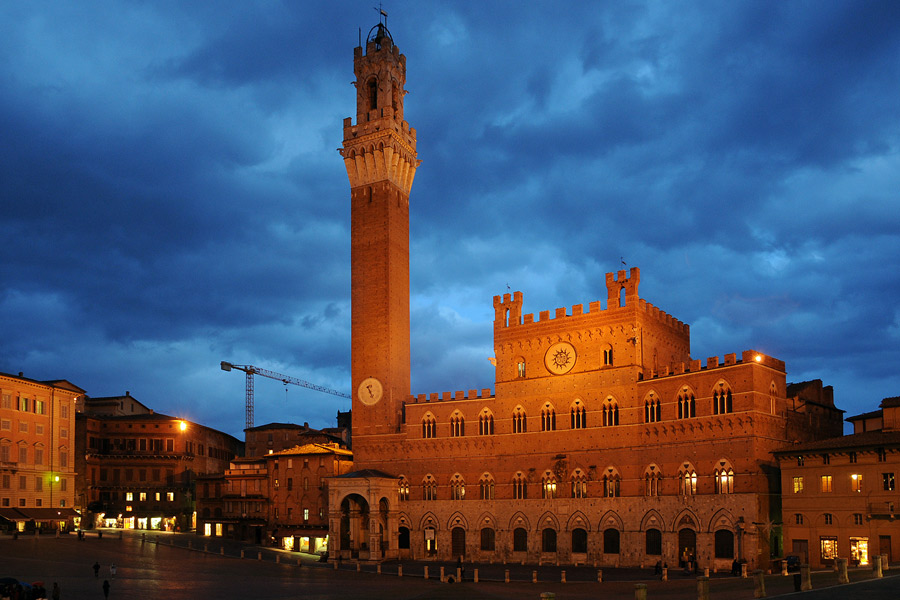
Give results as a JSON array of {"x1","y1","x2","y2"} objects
[{"x1": 341, "y1": 21, "x2": 419, "y2": 442}]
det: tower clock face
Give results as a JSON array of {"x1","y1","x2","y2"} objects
[
  {"x1": 544, "y1": 341, "x2": 577, "y2": 375},
  {"x1": 357, "y1": 377, "x2": 383, "y2": 406}
]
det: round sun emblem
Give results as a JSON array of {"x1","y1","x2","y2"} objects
[{"x1": 544, "y1": 341, "x2": 577, "y2": 375}]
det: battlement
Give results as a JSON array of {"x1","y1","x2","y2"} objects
[
  {"x1": 406, "y1": 388, "x2": 494, "y2": 404},
  {"x1": 343, "y1": 114, "x2": 417, "y2": 141},
  {"x1": 493, "y1": 268, "x2": 688, "y2": 336},
  {"x1": 642, "y1": 349, "x2": 785, "y2": 380}
]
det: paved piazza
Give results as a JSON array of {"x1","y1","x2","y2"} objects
[{"x1": 2, "y1": 531, "x2": 899, "y2": 599}]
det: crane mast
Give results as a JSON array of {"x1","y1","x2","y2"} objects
[{"x1": 220, "y1": 361, "x2": 350, "y2": 430}]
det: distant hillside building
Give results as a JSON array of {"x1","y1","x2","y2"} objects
[
  {"x1": 326, "y1": 21, "x2": 843, "y2": 570},
  {"x1": 776, "y1": 396, "x2": 900, "y2": 567},
  {"x1": 76, "y1": 395, "x2": 243, "y2": 531},
  {"x1": 0, "y1": 371, "x2": 83, "y2": 532}
]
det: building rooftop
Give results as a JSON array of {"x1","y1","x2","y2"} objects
[
  {"x1": 774, "y1": 429, "x2": 900, "y2": 455},
  {"x1": 267, "y1": 443, "x2": 352, "y2": 458}
]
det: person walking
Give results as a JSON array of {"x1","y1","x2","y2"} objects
[
  {"x1": 92, "y1": 562, "x2": 100, "y2": 578},
  {"x1": 102, "y1": 580, "x2": 110, "y2": 599},
  {"x1": 52, "y1": 582, "x2": 61, "y2": 600},
  {"x1": 109, "y1": 564, "x2": 116, "y2": 578}
]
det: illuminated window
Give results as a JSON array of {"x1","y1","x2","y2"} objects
[
  {"x1": 603, "y1": 399, "x2": 619, "y2": 426},
  {"x1": 542, "y1": 473, "x2": 557, "y2": 499},
  {"x1": 398, "y1": 477, "x2": 409, "y2": 501},
  {"x1": 139, "y1": 492, "x2": 146, "y2": 501},
  {"x1": 155, "y1": 492, "x2": 161, "y2": 501},
  {"x1": 820, "y1": 475, "x2": 833, "y2": 492},
  {"x1": 571, "y1": 469, "x2": 587, "y2": 498},
  {"x1": 422, "y1": 414, "x2": 436, "y2": 439},
  {"x1": 680, "y1": 467, "x2": 697, "y2": 496},
  {"x1": 851, "y1": 474, "x2": 863, "y2": 493},
  {"x1": 884, "y1": 473, "x2": 895, "y2": 491},
  {"x1": 715, "y1": 468, "x2": 734, "y2": 494},
  {"x1": 541, "y1": 404, "x2": 556, "y2": 431},
  {"x1": 204, "y1": 523, "x2": 212, "y2": 536},
  {"x1": 793, "y1": 477, "x2": 803, "y2": 493},
  {"x1": 125, "y1": 492, "x2": 133, "y2": 501},
  {"x1": 450, "y1": 475, "x2": 465, "y2": 500},
  {"x1": 167, "y1": 492, "x2": 174, "y2": 501},
  {"x1": 125, "y1": 505, "x2": 132, "y2": 512},
  {"x1": 517, "y1": 361, "x2": 526, "y2": 378},
  {"x1": 570, "y1": 401, "x2": 586, "y2": 429},
  {"x1": 797, "y1": 456, "x2": 805, "y2": 466},
  {"x1": 34, "y1": 400, "x2": 45, "y2": 415},
  {"x1": 450, "y1": 412, "x2": 465, "y2": 437},
  {"x1": 512, "y1": 407, "x2": 527, "y2": 433},
  {"x1": 303, "y1": 509, "x2": 309, "y2": 521}
]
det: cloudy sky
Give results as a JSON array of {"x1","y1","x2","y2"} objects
[{"x1": 2, "y1": 1, "x2": 898, "y2": 439}]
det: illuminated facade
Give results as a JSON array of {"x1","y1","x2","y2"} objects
[
  {"x1": 76, "y1": 398, "x2": 242, "y2": 531},
  {"x1": 326, "y1": 21, "x2": 844, "y2": 570},
  {"x1": 776, "y1": 394, "x2": 900, "y2": 567},
  {"x1": 0, "y1": 371, "x2": 82, "y2": 532}
]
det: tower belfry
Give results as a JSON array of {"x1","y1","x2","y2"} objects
[{"x1": 341, "y1": 22, "x2": 419, "y2": 439}]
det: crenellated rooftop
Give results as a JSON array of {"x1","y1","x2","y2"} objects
[
  {"x1": 406, "y1": 388, "x2": 494, "y2": 405},
  {"x1": 641, "y1": 349, "x2": 785, "y2": 381}
]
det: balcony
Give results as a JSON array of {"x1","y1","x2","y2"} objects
[{"x1": 868, "y1": 502, "x2": 897, "y2": 520}]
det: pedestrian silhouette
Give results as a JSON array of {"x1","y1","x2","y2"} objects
[
  {"x1": 110, "y1": 564, "x2": 116, "y2": 578},
  {"x1": 92, "y1": 562, "x2": 100, "y2": 578},
  {"x1": 102, "y1": 579, "x2": 110, "y2": 599}
]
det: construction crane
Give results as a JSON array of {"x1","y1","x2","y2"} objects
[{"x1": 220, "y1": 361, "x2": 351, "y2": 430}]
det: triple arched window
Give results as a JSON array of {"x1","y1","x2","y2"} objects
[
  {"x1": 422, "y1": 414, "x2": 436, "y2": 439},
  {"x1": 423, "y1": 475, "x2": 437, "y2": 501},
  {"x1": 571, "y1": 400, "x2": 586, "y2": 429},
  {"x1": 571, "y1": 469, "x2": 587, "y2": 499},
  {"x1": 479, "y1": 473, "x2": 495, "y2": 500},
  {"x1": 679, "y1": 465, "x2": 697, "y2": 496},
  {"x1": 645, "y1": 394, "x2": 661, "y2": 423},
  {"x1": 512, "y1": 407, "x2": 527, "y2": 433},
  {"x1": 478, "y1": 410, "x2": 494, "y2": 435},
  {"x1": 602, "y1": 399, "x2": 619, "y2": 427},
  {"x1": 713, "y1": 384, "x2": 733, "y2": 415},
  {"x1": 715, "y1": 460, "x2": 734, "y2": 494},
  {"x1": 513, "y1": 473, "x2": 528, "y2": 500},
  {"x1": 677, "y1": 388, "x2": 696, "y2": 419},
  {"x1": 450, "y1": 474, "x2": 466, "y2": 500},
  {"x1": 541, "y1": 404, "x2": 556, "y2": 431},
  {"x1": 603, "y1": 468, "x2": 621, "y2": 498},
  {"x1": 542, "y1": 472, "x2": 558, "y2": 499},
  {"x1": 450, "y1": 412, "x2": 465, "y2": 437}
]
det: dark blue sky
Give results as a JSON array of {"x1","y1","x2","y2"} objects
[{"x1": 2, "y1": 2, "x2": 899, "y2": 439}]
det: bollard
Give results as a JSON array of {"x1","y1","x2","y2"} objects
[
  {"x1": 533, "y1": 570, "x2": 538, "y2": 583},
  {"x1": 297, "y1": 559, "x2": 302, "y2": 566},
  {"x1": 741, "y1": 563, "x2": 748, "y2": 578},
  {"x1": 697, "y1": 575, "x2": 710, "y2": 600},
  {"x1": 597, "y1": 569, "x2": 603, "y2": 583},
  {"x1": 781, "y1": 560, "x2": 787, "y2": 576},
  {"x1": 561, "y1": 570, "x2": 566, "y2": 583},
  {"x1": 505, "y1": 569, "x2": 510, "y2": 583},
  {"x1": 635, "y1": 583, "x2": 648, "y2": 600},
  {"x1": 874, "y1": 554, "x2": 883, "y2": 578},
  {"x1": 376, "y1": 564, "x2": 381, "y2": 574},
  {"x1": 540, "y1": 593, "x2": 556, "y2": 600},
  {"x1": 661, "y1": 566, "x2": 668, "y2": 581},
  {"x1": 333, "y1": 559, "x2": 338, "y2": 570},
  {"x1": 837, "y1": 557, "x2": 848, "y2": 584},
  {"x1": 398, "y1": 564, "x2": 402, "y2": 577},
  {"x1": 883, "y1": 553, "x2": 890, "y2": 571},
  {"x1": 188, "y1": 541, "x2": 192, "y2": 550},
  {"x1": 424, "y1": 566, "x2": 429, "y2": 580},
  {"x1": 257, "y1": 551, "x2": 262, "y2": 561},
  {"x1": 241, "y1": 549, "x2": 245, "y2": 559},
  {"x1": 800, "y1": 564, "x2": 812, "y2": 591},
  {"x1": 753, "y1": 569, "x2": 766, "y2": 598},
  {"x1": 704, "y1": 567, "x2": 709, "y2": 578},
  {"x1": 474, "y1": 568, "x2": 478, "y2": 583},
  {"x1": 456, "y1": 567, "x2": 461, "y2": 582},
  {"x1": 204, "y1": 543, "x2": 208, "y2": 552},
  {"x1": 220, "y1": 547, "x2": 224, "y2": 556},
  {"x1": 356, "y1": 562, "x2": 361, "y2": 572},
  {"x1": 440, "y1": 566, "x2": 445, "y2": 582}
]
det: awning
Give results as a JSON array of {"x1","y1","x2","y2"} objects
[
  {"x1": 0, "y1": 508, "x2": 79, "y2": 522},
  {"x1": 0, "y1": 508, "x2": 29, "y2": 521}
]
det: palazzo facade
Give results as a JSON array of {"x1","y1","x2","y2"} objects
[{"x1": 327, "y1": 21, "x2": 843, "y2": 570}]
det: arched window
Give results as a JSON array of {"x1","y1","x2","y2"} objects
[
  {"x1": 512, "y1": 472, "x2": 528, "y2": 500},
  {"x1": 571, "y1": 469, "x2": 588, "y2": 499},
  {"x1": 715, "y1": 460, "x2": 734, "y2": 494},
  {"x1": 646, "y1": 528, "x2": 662, "y2": 555},
  {"x1": 478, "y1": 410, "x2": 494, "y2": 435},
  {"x1": 398, "y1": 477, "x2": 409, "y2": 501},
  {"x1": 713, "y1": 383, "x2": 733, "y2": 415},
  {"x1": 542, "y1": 472, "x2": 557, "y2": 499},
  {"x1": 603, "y1": 345, "x2": 614, "y2": 366},
  {"x1": 714, "y1": 529, "x2": 735, "y2": 559},
  {"x1": 542, "y1": 528, "x2": 557, "y2": 553},
  {"x1": 770, "y1": 382, "x2": 778, "y2": 416},
  {"x1": 603, "y1": 398, "x2": 619, "y2": 427},
  {"x1": 603, "y1": 528, "x2": 621, "y2": 554},
  {"x1": 422, "y1": 414, "x2": 436, "y2": 439},
  {"x1": 603, "y1": 468, "x2": 620, "y2": 498},
  {"x1": 512, "y1": 406, "x2": 527, "y2": 433},
  {"x1": 423, "y1": 475, "x2": 437, "y2": 501},
  {"x1": 644, "y1": 393, "x2": 661, "y2": 423},
  {"x1": 517, "y1": 360, "x2": 526, "y2": 378},
  {"x1": 644, "y1": 465, "x2": 661, "y2": 496},
  {"x1": 679, "y1": 464, "x2": 697, "y2": 496},
  {"x1": 450, "y1": 412, "x2": 465, "y2": 437},
  {"x1": 479, "y1": 473, "x2": 495, "y2": 500},
  {"x1": 570, "y1": 400, "x2": 586, "y2": 429},
  {"x1": 398, "y1": 526, "x2": 411, "y2": 549},
  {"x1": 480, "y1": 527, "x2": 496, "y2": 551},
  {"x1": 572, "y1": 528, "x2": 588, "y2": 554},
  {"x1": 678, "y1": 387, "x2": 696, "y2": 419},
  {"x1": 541, "y1": 404, "x2": 556, "y2": 432},
  {"x1": 513, "y1": 527, "x2": 528, "y2": 552},
  {"x1": 450, "y1": 474, "x2": 465, "y2": 500},
  {"x1": 367, "y1": 77, "x2": 378, "y2": 111}
]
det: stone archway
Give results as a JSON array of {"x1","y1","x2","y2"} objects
[{"x1": 339, "y1": 493, "x2": 370, "y2": 559}]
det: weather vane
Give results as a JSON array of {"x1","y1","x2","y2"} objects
[{"x1": 375, "y1": 4, "x2": 388, "y2": 26}]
